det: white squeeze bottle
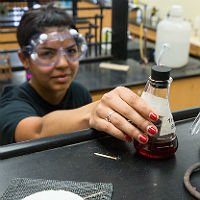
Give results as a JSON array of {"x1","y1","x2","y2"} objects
[{"x1": 155, "y1": 5, "x2": 192, "y2": 68}]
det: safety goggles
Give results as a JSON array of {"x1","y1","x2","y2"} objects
[{"x1": 23, "y1": 29, "x2": 87, "y2": 67}]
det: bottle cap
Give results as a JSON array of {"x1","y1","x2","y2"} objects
[
  {"x1": 169, "y1": 5, "x2": 183, "y2": 18},
  {"x1": 151, "y1": 65, "x2": 171, "y2": 81}
]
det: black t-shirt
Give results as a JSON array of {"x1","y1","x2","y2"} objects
[{"x1": 0, "y1": 81, "x2": 92, "y2": 145}]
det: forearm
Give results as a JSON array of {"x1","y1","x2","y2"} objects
[
  {"x1": 15, "y1": 101, "x2": 99, "y2": 142},
  {"x1": 40, "y1": 101, "x2": 98, "y2": 137}
]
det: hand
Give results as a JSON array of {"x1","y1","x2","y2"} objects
[{"x1": 89, "y1": 86, "x2": 159, "y2": 143}]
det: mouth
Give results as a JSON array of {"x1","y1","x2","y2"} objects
[
  {"x1": 52, "y1": 73, "x2": 68, "y2": 78},
  {"x1": 51, "y1": 73, "x2": 71, "y2": 83}
]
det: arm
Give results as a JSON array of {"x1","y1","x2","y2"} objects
[
  {"x1": 15, "y1": 86, "x2": 158, "y2": 143},
  {"x1": 15, "y1": 101, "x2": 98, "y2": 142}
]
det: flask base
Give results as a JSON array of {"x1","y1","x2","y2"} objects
[{"x1": 134, "y1": 136, "x2": 178, "y2": 159}]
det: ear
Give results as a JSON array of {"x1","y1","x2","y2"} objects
[{"x1": 18, "y1": 51, "x2": 30, "y2": 70}]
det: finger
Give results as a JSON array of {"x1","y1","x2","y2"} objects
[
  {"x1": 100, "y1": 89, "x2": 158, "y2": 135},
  {"x1": 91, "y1": 109, "x2": 152, "y2": 144},
  {"x1": 95, "y1": 118, "x2": 149, "y2": 144},
  {"x1": 114, "y1": 86, "x2": 159, "y2": 121},
  {"x1": 91, "y1": 117, "x2": 131, "y2": 142},
  {"x1": 104, "y1": 110, "x2": 157, "y2": 139}
]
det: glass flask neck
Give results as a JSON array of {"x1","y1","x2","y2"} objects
[{"x1": 144, "y1": 76, "x2": 172, "y2": 99}]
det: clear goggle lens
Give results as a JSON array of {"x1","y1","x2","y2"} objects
[{"x1": 24, "y1": 29, "x2": 87, "y2": 67}]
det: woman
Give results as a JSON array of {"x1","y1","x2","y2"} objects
[{"x1": 0, "y1": 4, "x2": 158, "y2": 145}]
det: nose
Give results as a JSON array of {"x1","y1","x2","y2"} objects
[{"x1": 56, "y1": 52, "x2": 69, "y2": 67}]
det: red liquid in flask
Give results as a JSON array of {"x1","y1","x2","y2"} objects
[{"x1": 134, "y1": 133, "x2": 178, "y2": 159}]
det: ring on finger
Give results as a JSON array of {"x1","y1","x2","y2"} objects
[{"x1": 105, "y1": 111, "x2": 115, "y2": 122}]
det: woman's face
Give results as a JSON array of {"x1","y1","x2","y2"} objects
[{"x1": 24, "y1": 27, "x2": 80, "y2": 93}]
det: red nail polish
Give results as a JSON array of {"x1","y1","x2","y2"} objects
[
  {"x1": 149, "y1": 112, "x2": 158, "y2": 121},
  {"x1": 125, "y1": 135, "x2": 132, "y2": 142},
  {"x1": 147, "y1": 126, "x2": 157, "y2": 135},
  {"x1": 138, "y1": 134, "x2": 148, "y2": 144}
]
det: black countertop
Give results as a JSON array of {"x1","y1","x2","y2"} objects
[
  {"x1": 76, "y1": 56, "x2": 200, "y2": 92},
  {"x1": 0, "y1": 108, "x2": 200, "y2": 200}
]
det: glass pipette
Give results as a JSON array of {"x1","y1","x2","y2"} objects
[{"x1": 190, "y1": 112, "x2": 200, "y2": 135}]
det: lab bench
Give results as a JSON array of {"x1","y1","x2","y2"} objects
[{"x1": 0, "y1": 107, "x2": 199, "y2": 200}]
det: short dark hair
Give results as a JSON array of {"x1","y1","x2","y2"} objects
[{"x1": 17, "y1": 3, "x2": 75, "y2": 48}]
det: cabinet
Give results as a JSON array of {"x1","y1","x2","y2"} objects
[{"x1": 91, "y1": 76, "x2": 200, "y2": 112}]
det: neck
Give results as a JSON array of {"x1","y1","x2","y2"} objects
[{"x1": 29, "y1": 80, "x2": 67, "y2": 105}]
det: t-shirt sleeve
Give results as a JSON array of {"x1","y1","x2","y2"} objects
[{"x1": 0, "y1": 101, "x2": 37, "y2": 145}]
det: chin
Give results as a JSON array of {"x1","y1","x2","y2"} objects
[{"x1": 52, "y1": 82, "x2": 70, "y2": 92}]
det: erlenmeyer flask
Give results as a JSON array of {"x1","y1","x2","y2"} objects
[{"x1": 134, "y1": 65, "x2": 178, "y2": 159}]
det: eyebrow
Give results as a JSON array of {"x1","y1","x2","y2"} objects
[
  {"x1": 64, "y1": 44, "x2": 77, "y2": 49},
  {"x1": 39, "y1": 43, "x2": 77, "y2": 50}
]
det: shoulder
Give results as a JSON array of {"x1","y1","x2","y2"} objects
[
  {"x1": 0, "y1": 82, "x2": 31, "y2": 102},
  {"x1": 0, "y1": 82, "x2": 40, "y2": 111},
  {"x1": 1, "y1": 82, "x2": 30, "y2": 95}
]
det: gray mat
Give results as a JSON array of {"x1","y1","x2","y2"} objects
[{"x1": 0, "y1": 178, "x2": 113, "y2": 200}]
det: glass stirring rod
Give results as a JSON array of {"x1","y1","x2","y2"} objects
[{"x1": 190, "y1": 112, "x2": 200, "y2": 135}]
